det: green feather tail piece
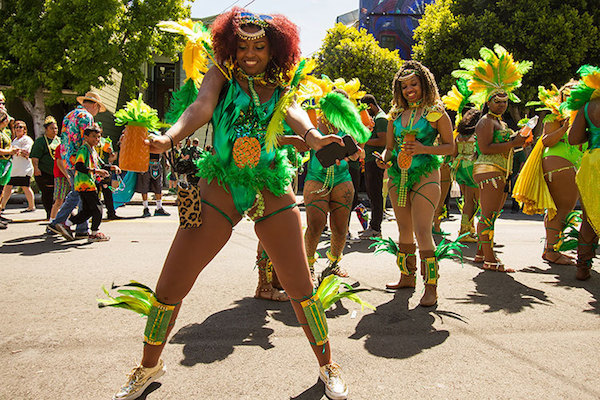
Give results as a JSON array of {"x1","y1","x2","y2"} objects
[
  {"x1": 97, "y1": 281, "x2": 154, "y2": 317},
  {"x1": 368, "y1": 236, "x2": 399, "y2": 256},
  {"x1": 165, "y1": 80, "x2": 199, "y2": 125},
  {"x1": 319, "y1": 92, "x2": 371, "y2": 143},
  {"x1": 316, "y1": 274, "x2": 376, "y2": 311},
  {"x1": 435, "y1": 235, "x2": 468, "y2": 263},
  {"x1": 554, "y1": 210, "x2": 582, "y2": 252}
]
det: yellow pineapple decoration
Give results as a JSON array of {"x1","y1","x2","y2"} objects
[{"x1": 232, "y1": 136, "x2": 261, "y2": 168}]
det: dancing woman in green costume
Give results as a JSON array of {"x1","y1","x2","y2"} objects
[
  {"x1": 112, "y1": 8, "x2": 353, "y2": 400},
  {"x1": 377, "y1": 60, "x2": 454, "y2": 307},
  {"x1": 566, "y1": 65, "x2": 600, "y2": 281},
  {"x1": 541, "y1": 82, "x2": 583, "y2": 265},
  {"x1": 452, "y1": 108, "x2": 481, "y2": 242},
  {"x1": 303, "y1": 90, "x2": 363, "y2": 281}
]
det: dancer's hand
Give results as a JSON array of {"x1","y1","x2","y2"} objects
[
  {"x1": 373, "y1": 152, "x2": 391, "y2": 169},
  {"x1": 403, "y1": 139, "x2": 425, "y2": 155},
  {"x1": 511, "y1": 133, "x2": 527, "y2": 147},
  {"x1": 147, "y1": 134, "x2": 171, "y2": 154}
]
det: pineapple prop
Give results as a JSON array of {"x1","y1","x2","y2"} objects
[{"x1": 115, "y1": 95, "x2": 161, "y2": 172}]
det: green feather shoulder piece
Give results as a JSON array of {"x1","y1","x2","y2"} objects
[
  {"x1": 165, "y1": 80, "x2": 199, "y2": 125},
  {"x1": 319, "y1": 92, "x2": 371, "y2": 143},
  {"x1": 265, "y1": 59, "x2": 317, "y2": 152}
]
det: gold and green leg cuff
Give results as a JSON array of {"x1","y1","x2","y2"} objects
[
  {"x1": 396, "y1": 251, "x2": 416, "y2": 276},
  {"x1": 420, "y1": 251, "x2": 439, "y2": 285},
  {"x1": 300, "y1": 292, "x2": 329, "y2": 347},
  {"x1": 144, "y1": 296, "x2": 177, "y2": 346}
]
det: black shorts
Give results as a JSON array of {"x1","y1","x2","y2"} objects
[
  {"x1": 8, "y1": 176, "x2": 31, "y2": 186},
  {"x1": 135, "y1": 170, "x2": 162, "y2": 194}
]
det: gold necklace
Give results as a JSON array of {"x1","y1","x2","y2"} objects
[{"x1": 488, "y1": 111, "x2": 503, "y2": 120}]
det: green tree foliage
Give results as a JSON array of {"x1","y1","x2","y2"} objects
[
  {"x1": 0, "y1": 0, "x2": 189, "y2": 136},
  {"x1": 413, "y1": 0, "x2": 599, "y2": 105},
  {"x1": 314, "y1": 23, "x2": 403, "y2": 110}
]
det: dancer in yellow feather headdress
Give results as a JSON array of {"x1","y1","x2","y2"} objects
[
  {"x1": 513, "y1": 82, "x2": 583, "y2": 265},
  {"x1": 565, "y1": 65, "x2": 600, "y2": 280},
  {"x1": 453, "y1": 44, "x2": 532, "y2": 272}
]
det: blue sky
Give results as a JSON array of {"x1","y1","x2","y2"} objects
[{"x1": 190, "y1": 0, "x2": 357, "y2": 56}]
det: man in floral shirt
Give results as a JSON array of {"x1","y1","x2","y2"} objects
[{"x1": 47, "y1": 91, "x2": 106, "y2": 239}]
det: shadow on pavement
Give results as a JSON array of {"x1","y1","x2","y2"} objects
[
  {"x1": 290, "y1": 379, "x2": 325, "y2": 400},
  {"x1": 349, "y1": 290, "x2": 462, "y2": 359},
  {"x1": 452, "y1": 270, "x2": 552, "y2": 313},
  {"x1": 521, "y1": 263, "x2": 600, "y2": 315},
  {"x1": 0, "y1": 233, "x2": 91, "y2": 255},
  {"x1": 136, "y1": 382, "x2": 161, "y2": 399},
  {"x1": 170, "y1": 297, "x2": 298, "y2": 366}
]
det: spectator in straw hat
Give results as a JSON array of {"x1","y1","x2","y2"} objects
[{"x1": 48, "y1": 91, "x2": 106, "y2": 240}]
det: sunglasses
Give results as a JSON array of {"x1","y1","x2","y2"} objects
[
  {"x1": 15, "y1": 126, "x2": 26, "y2": 129},
  {"x1": 240, "y1": 12, "x2": 273, "y2": 21}
]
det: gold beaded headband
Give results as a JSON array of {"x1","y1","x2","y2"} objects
[
  {"x1": 398, "y1": 69, "x2": 421, "y2": 81},
  {"x1": 236, "y1": 12, "x2": 272, "y2": 40}
]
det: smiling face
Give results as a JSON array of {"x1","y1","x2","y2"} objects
[
  {"x1": 487, "y1": 94, "x2": 508, "y2": 115},
  {"x1": 14, "y1": 122, "x2": 27, "y2": 138},
  {"x1": 400, "y1": 75, "x2": 423, "y2": 104},
  {"x1": 236, "y1": 25, "x2": 271, "y2": 76}
]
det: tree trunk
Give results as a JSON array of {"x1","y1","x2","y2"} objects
[{"x1": 21, "y1": 87, "x2": 46, "y2": 139}]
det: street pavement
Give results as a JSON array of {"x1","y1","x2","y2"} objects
[{"x1": 1, "y1": 200, "x2": 599, "y2": 400}]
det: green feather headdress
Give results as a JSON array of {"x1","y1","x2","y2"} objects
[
  {"x1": 452, "y1": 44, "x2": 533, "y2": 104},
  {"x1": 564, "y1": 65, "x2": 600, "y2": 111},
  {"x1": 319, "y1": 92, "x2": 371, "y2": 143}
]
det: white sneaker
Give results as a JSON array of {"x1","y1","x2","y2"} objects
[
  {"x1": 319, "y1": 362, "x2": 348, "y2": 399},
  {"x1": 113, "y1": 360, "x2": 166, "y2": 400},
  {"x1": 358, "y1": 227, "x2": 382, "y2": 239}
]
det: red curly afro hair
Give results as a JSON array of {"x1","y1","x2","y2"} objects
[{"x1": 211, "y1": 7, "x2": 301, "y2": 83}]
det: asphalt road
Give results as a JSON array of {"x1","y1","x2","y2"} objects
[{"x1": 1, "y1": 202, "x2": 599, "y2": 400}]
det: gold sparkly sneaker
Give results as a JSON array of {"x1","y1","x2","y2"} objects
[
  {"x1": 319, "y1": 362, "x2": 348, "y2": 400},
  {"x1": 113, "y1": 359, "x2": 166, "y2": 400}
]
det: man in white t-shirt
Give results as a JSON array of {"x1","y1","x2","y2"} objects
[{"x1": 0, "y1": 120, "x2": 36, "y2": 212}]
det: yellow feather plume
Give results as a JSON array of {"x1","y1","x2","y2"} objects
[{"x1": 442, "y1": 85, "x2": 463, "y2": 111}]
